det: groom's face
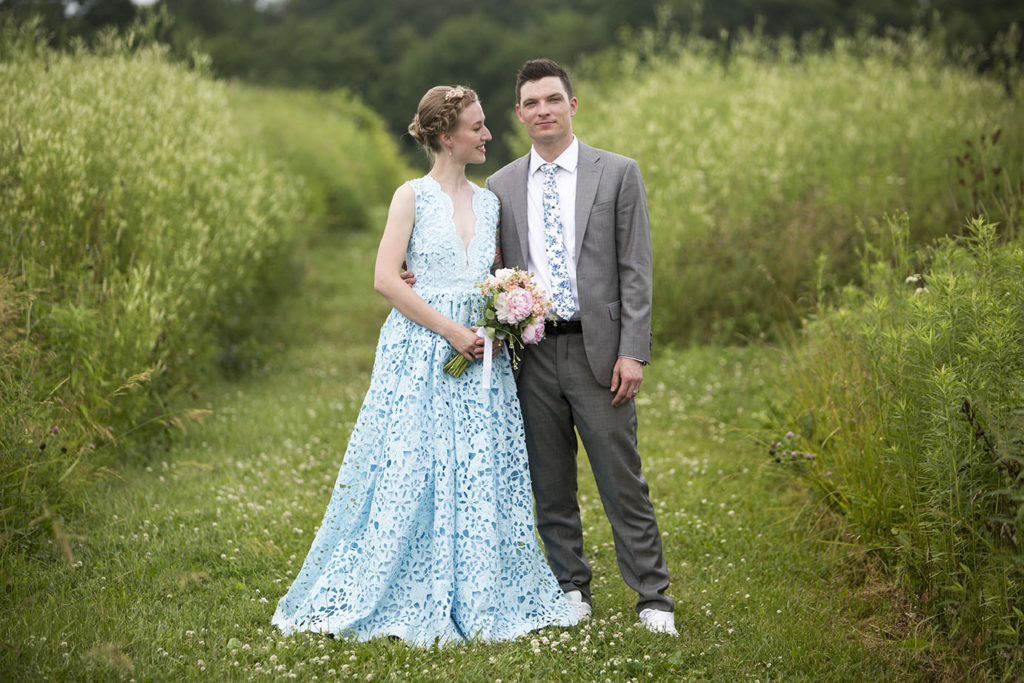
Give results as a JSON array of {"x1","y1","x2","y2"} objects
[{"x1": 516, "y1": 76, "x2": 577, "y2": 148}]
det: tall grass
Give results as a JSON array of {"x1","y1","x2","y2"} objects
[
  {"x1": 573, "y1": 27, "x2": 1024, "y2": 344},
  {"x1": 0, "y1": 11, "x2": 413, "y2": 560},
  {"x1": 226, "y1": 85, "x2": 408, "y2": 234},
  {"x1": 770, "y1": 214, "x2": 1024, "y2": 673},
  {"x1": 0, "y1": 20, "x2": 304, "y2": 547}
]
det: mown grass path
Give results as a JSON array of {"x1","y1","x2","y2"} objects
[{"x1": 3, "y1": 231, "x2": 931, "y2": 681}]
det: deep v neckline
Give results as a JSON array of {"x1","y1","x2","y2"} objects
[{"x1": 425, "y1": 175, "x2": 479, "y2": 256}]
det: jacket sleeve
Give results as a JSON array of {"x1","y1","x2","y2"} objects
[{"x1": 614, "y1": 160, "x2": 653, "y2": 363}]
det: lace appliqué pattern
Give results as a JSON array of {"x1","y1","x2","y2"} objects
[{"x1": 271, "y1": 176, "x2": 577, "y2": 646}]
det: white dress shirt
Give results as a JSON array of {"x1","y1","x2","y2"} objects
[{"x1": 526, "y1": 137, "x2": 580, "y2": 318}]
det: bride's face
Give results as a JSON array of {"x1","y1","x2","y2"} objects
[{"x1": 447, "y1": 102, "x2": 491, "y2": 164}]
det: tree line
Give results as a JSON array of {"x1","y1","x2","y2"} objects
[{"x1": 4, "y1": 0, "x2": 1021, "y2": 167}]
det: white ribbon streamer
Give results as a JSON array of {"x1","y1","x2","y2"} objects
[{"x1": 477, "y1": 327, "x2": 493, "y2": 391}]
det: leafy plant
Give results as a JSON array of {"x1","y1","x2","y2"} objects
[
  {"x1": 0, "y1": 18, "x2": 304, "y2": 546},
  {"x1": 772, "y1": 214, "x2": 1024, "y2": 670},
  {"x1": 571, "y1": 28, "x2": 1024, "y2": 344}
]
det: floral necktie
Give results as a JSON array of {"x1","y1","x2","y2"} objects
[{"x1": 539, "y1": 162, "x2": 576, "y2": 320}]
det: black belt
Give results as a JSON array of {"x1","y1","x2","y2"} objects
[{"x1": 544, "y1": 319, "x2": 582, "y2": 335}]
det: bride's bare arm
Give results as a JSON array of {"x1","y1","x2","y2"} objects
[{"x1": 373, "y1": 185, "x2": 483, "y2": 362}]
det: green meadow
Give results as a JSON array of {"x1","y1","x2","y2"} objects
[
  {"x1": 3, "y1": 19, "x2": 1023, "y2": 680},
  {"x1": 3, "y1": 230, "x2": 934, "y2": 681}
]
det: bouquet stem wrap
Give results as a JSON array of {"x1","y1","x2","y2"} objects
[
  {"x1": 443, "y1": 328, "x2": 503, "y2": 392},
  {"x1": 478, "y1": 327, "x2": 493, "y2": 390}
]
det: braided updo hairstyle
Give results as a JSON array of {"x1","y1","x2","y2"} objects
[{"x1": 408, "y1": 85, "x2": 479, "y2": 156}]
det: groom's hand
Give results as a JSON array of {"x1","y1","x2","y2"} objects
[
  {"x1": 400, "y1": 262, "x2": 416, "y2": 287},
  {"x1": 610, "y1": 357, "x2": 644, "y2": 407}
]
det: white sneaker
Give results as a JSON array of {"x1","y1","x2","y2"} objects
[
  {"x1": 565, "y1": 590, "x2": 592, "y2": 621},
  {"x1": 638, "y1": 608, "x2": 678, "y2": 636}
]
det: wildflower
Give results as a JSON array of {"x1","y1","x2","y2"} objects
[
  {"x1": 51, "y1": 425, "x2": 59, "y2": 434},
  {"x1": 785, "y1": 431, "x2": 794, "y2": 439}
]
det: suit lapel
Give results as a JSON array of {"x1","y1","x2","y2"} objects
[
  {"x1": 574, "y1": 143, "x2": 602, "y2": 262},
  {"x1": 508, "y1": 155, "x2": 530, "y2": 266}
]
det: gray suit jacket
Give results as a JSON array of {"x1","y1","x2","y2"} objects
[{"x1": 486, "y1": 141, "x2": 653, "y2": 387}]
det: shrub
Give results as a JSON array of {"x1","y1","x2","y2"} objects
[
  {"x1": 0, "y1": 21, "x2": 303, "y2": 544},
  {"x1": 772, "y1": 215, "x2": 1024, "y2": 671},
  {"x1": 226, "y1": 85, "x2": 408, "y2": 234},
  {"x1": 572, "y1": 28, "x2": 1024, "y2": 344}
]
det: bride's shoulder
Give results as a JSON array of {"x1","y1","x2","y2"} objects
[
  {"x1": 473, "y1": 182, "x2": 500, "y2": 208},
  {"x1": 406, "y1": 175, "x2": 432, "y2": 192},
  {"x1": 400, "y1": 176, "x2": 436, "y2": 207}
]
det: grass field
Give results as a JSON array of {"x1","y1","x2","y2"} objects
[
  {"x1": 7, "y1": 24, "x2": 1019, "y2": 679},
  {"x1": 1, "y1": 229, "x2": 952, "y2": 681}
]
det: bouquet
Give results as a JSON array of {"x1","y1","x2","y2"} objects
[{"x1": 444, "y1": 268, "x2": 552, "y2": 378}]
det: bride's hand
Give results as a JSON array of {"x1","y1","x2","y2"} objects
[
  {"x1": 445, "y1": 325, "x2": 485, "y2": 362},
  {"x1": 470, "y1": 327, "x2": 503, "y2": 358}
]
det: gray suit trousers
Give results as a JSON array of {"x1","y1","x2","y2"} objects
[{"x1": 518, "y1": 332, "x2": 672, "y2": 614}]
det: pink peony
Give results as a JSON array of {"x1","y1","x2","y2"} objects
[
  {"x1": 495, "y1": 288, "x2": 534, "y2": 324},
  {"x1": 521, "y1": 320, "x2": 545, "y2": 344}
]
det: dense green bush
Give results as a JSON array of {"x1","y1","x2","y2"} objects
[
  {"x1": 573, "y1": 29, "x2": 1024, "y2": 344},
  {"x1": 226, "y1": 85, "x2": 408, "y2": 234},
  {"x1": 0, "y1": 22, "x2": 304, "y2": 545},
  {"x1": 772, "y1": 215, "x2": 1024, "y2": 671}
]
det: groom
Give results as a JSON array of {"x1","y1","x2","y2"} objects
[{"x1": 486, "y1": 58, "x2": 675, "y2": 635}]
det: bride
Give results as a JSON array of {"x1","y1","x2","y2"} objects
[{"x1": 271, "y1": 84, "x2": 577, "y2": 645}]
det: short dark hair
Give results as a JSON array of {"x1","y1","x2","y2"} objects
[{"x1": 515, "y1": 58, "x2": 573, "y2": 105}]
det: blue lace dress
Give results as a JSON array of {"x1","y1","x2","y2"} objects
[{"x1": 271, "y1": 176, "x2": 577, "y2": 646}]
